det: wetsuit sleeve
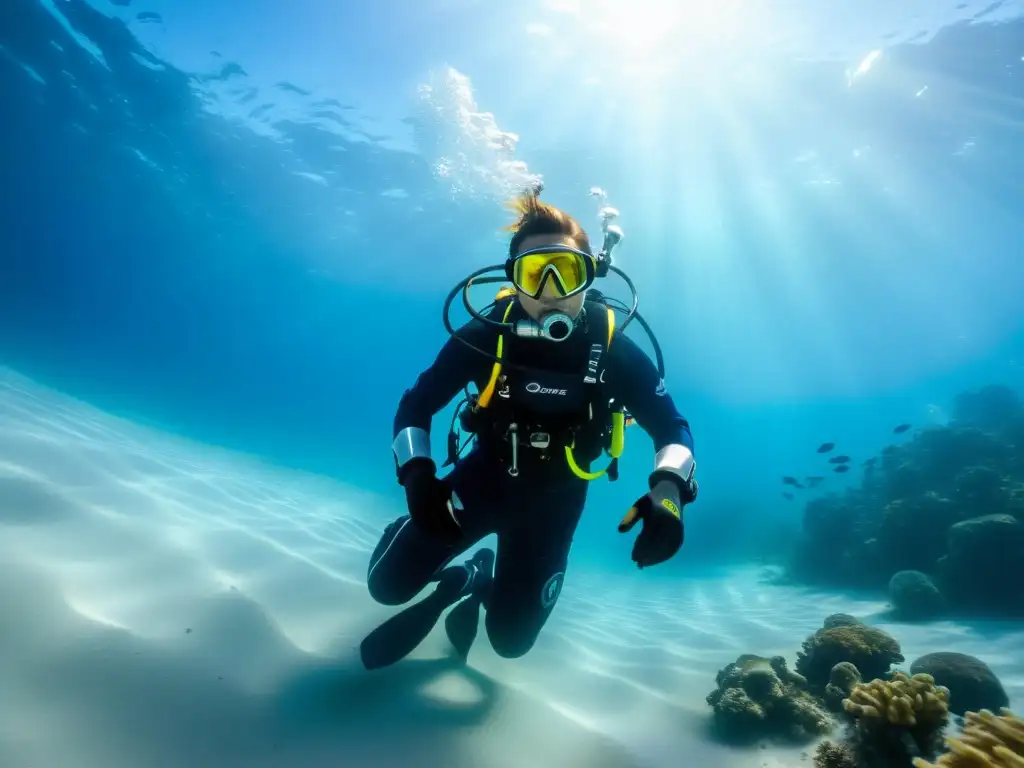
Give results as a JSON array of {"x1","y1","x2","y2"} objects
[
  {"x1": 602, "y1": 331, "x2": 694, "y2": 455},
  {"x1": 392, "y1": 322, "x2": 488, "y2": 440}
]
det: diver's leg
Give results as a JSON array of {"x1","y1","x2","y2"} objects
[
  {"x1": 366, "y1": 515, "x2": 473, "y2": 605},
  {"x1": 360, "y1": 452, "x2": 501, "y2": 669},
  {"x1": 361, "y1": 528, "x2": 491, "y2": 670},
  {"x1": 483, "y1": 479, "x2": 589, "y2": 659},
  {"x1": 366, "y1": 449, "x2": 497, "y2": 606}
]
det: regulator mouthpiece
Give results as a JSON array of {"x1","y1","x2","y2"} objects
[{"x1": 514, "y1": 312, "x2": 574, "y2": 342}]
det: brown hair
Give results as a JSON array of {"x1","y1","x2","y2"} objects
[{"x1": 503, "y1": 182, "x2": 592, "y2": 257}]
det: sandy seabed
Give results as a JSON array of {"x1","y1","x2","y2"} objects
[{"x1": 0, "y1": 369, "x2": 1019, "y2": 768}]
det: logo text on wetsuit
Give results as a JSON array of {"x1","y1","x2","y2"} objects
[
  {"x1": 526, "y1": 382, "x2": 567, "y2": 395},
  {"x1": 540, "y1": 572, "x2": 564, "y2": 610}
]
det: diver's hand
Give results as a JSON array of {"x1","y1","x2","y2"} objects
[
  {"x1": 399, "y1": 458, "x2": 462, "y2": 539},
  {"x1": 617, "y1": 478, "x2": 694, "y2": 568}
]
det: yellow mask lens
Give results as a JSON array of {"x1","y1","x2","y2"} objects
[{"x1": 514, "y1": 250, "x2": 588, "y2": 297}]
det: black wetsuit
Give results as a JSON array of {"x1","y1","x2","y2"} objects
[{"x1": 367, "y1": 300, "x2": 693, "y2": 658}]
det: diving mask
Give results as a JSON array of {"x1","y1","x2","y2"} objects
[{"x1": 508, "y1": 246, "x2": 596, "y2": 300}]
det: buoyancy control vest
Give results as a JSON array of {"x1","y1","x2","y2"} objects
[{"x1": 444, "y1": 288, "x2": 634, "y2": 480}]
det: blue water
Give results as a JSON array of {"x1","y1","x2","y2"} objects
[
  {"x1": 7, "y1": 0, "x2": 1024, "y2": 571},
  {"x1": 2, "y1": 1, "x2": 1024, "y2": 766}
]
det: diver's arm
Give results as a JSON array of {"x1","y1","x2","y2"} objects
[
  {"x1": 604, "y1": 332, "x2": 696, "y2": 494},
  {"x1": 391, "y1": 324, "x2": 486, "y2": 473}
]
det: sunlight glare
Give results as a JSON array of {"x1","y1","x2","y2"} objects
[
  {"x1": 846, "y1": 49, "x2": 883, "y2": 87},
  {"x1": 544, "y1": 0, "x2": 582, "y2": 13},
  {"x1": 577, "y1": 0, "x2": 753, "y2": 64},
  {"x1": 589, "y1": 0, "x2": 686, "y2": 49}
]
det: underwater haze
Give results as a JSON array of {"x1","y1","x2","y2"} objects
[{"x1": 2, "y1": 1, "x2": 1024, "y2": 767}]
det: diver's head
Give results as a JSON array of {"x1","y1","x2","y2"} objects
[
  {"x1": 513, "y1": 233, "x2": 587, "y2": 325},
  {"x1": 504, "y1": 185, "x2": 595, "y2": 334}
]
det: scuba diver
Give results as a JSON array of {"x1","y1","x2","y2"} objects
[{"x1": 359, "y1": 184, "x2": 697, "y2": 670}]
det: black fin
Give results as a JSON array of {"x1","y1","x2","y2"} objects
[
  {"x1": 360, "y1": 565, "x2": 473, "y2": 671},
  {"x1": 444, "y1": 548, "x2": 494, "y2": 659},
  {"x1": 360, "y1": 589, "x2": 453, "y2": 671},
  {"x1": 445, "y1": 594, "x2": 482, "y2": 659}
]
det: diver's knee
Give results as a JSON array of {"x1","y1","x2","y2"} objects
[
  {"x1": 367, "y1": 572, "x2": 415, "y2": 606},
  {"x1": 367, "y1": 555, "x2": 427, "y2": 605},
  {"x1": 366, "y1": 517, "x2": 416, "y2": 605},
  {"x1": 485, "y1": 613, "x2": 539, "y2": 659}
]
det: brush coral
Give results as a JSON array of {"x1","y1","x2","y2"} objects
[
  {"x1": 912, "y1": 708, "x2": 1024, "y2": 768},
  {"x1": 840, "y1": 671, "x2": 951, "y2": 765},
  {"x1": 843, "y1": 672, "x2": 950, "y2": 729}
]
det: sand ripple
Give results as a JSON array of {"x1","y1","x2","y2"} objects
[{"x1": 0, "y1": 369, "x2": 1019, "y2": 768}]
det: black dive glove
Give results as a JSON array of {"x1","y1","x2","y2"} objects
[
  {"x1": 399, "y1": 458, "x2": 462, "y2": 539},
  {"x1": 618, "y1": 476, "x2": 698, "y2": 569}
]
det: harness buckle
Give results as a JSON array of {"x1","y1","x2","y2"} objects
[
  {"x1": 529, "y1": 432, "x2": 551, "y2": 449},
  {"x1": 507, "y1": 422, "x2": 520, "y2": 477}
]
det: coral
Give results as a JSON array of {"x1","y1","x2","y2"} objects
[
  {"x1": 770, "y1": 654, "x2": 810, "y2": 687},
  {"x1": 705, "y1": 654, "x2": 832, "y2": 745},
  {"x1": 710, "y1": 687, "x2": 765, "y2": 740},
  {"x1": 814, "y1": 740, "x2": 858, "y2": 768},
  {"x1": 843, "y1": 672, "x2": 950, "y2": 730},
  {"x1": 910, "y1": 653, "x2": 1010, "y2": 716},
  {"x1": 882, "y1": 465, "x2": 933, "y2": 509},
  {"x1": 783, "y1": 383, "x2": 1024, "y2": 620},
  {"x1": 796, "y1": 618, "x2": 904, "y2": 693},
  {"x1": 784, "y1": 382, "x2": 1024, "y2": 620},
  {"x1": 792, "y1": 496, "x2": 873, "y2": 587},
  {"x1": 952, "y1": 385, "x2": 1023, "y2": 434},
  {"x1": 912, "y1": 708, "x2": 1024, "y2": 767},
  {"x1": 952, "y1": 466, "x2": 1008, "y2": 515},
  {"x1": 824, "y1": 613, "x2": 862, "y2": 630},
  {"x1": 937, "y1": 514, "x2": 1024, "y2": 616},
  {"x1": 889, "y1": 570, "x2": 946, "y2": 620},
  {"x1": 777, "y1": 693, "x2": 833, "y2": 740},
  {"x1": 948, "y1": 515, "x2": 1024, "y2": 559},
  {"x1": 842, "y1": 672, "x2": 951, "y2": 765},
  {"x1": 878, "y1": 494, "x2": 966, "y2": 574},
  {"x1": 824, "y1": 661, "x2": 863, "y2": 712},
  {"x1": 911, "y1": 428, "x2": 1012, "y2": 487}
]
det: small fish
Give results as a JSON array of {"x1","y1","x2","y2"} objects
[
  {"x1": 828, "y1": 455, "x2": 851, "y2": 464},
  {"x1": 782, "y1": 476, "x2": 805, "y2": 488},
  {"x1": 893, "y1": 423, "x2": 911, "y2": 434},
  {"x1": 783, "y1": 492, "x2": 794, "y2": 500},
  {"x1": 806, "y1": 476, "x2": 824, "y2": 487},
  {"x1": 816, "y1": 442, "x2": 835, "y2": 453},
  {"x1": 833, "y1": 465, "x2": 850, "y2": 473}
]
